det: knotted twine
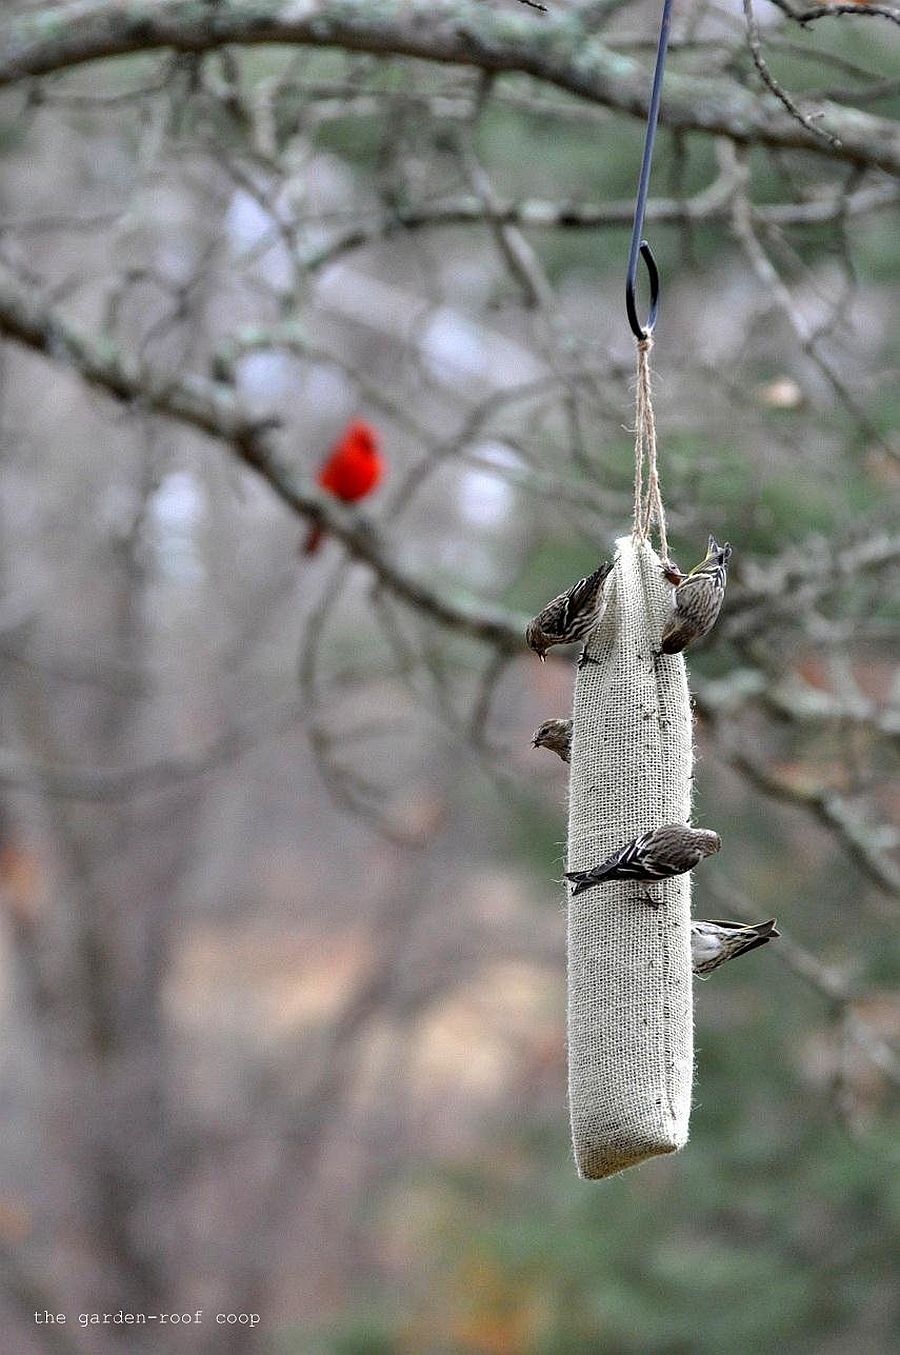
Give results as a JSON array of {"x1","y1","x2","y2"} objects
[{"x1": 565, "y1": 340, "x2": 693, "y2": 1180}]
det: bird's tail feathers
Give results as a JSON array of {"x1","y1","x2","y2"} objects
[{"x1": 707, "y1": 916, "x2": 779, "y2": 958}]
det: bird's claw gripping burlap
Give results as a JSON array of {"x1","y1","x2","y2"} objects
[{"x1": 566, "y1": 534, "x2": 693, "y2": 1179}]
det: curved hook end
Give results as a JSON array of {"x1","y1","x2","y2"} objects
[{"x1": 625, "y1": 240, "x2": 660, "y2": 342}]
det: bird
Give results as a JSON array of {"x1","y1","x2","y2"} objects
[
  {"x1": 691, "y1": 917, "x2": 780, "y2": 977},
  {"x1": 658, "y1": 534, "x2": 732, "y2": 655},
  {"x1": 566, "y1": 823, "x2": 721, "y2": 901},
  {"x1": 532, "y1": 717, "x2": 572, "y2": 763},
  {"x1": 303, "y1": 420, "x2": 384, "y2": 555},
  {"x1": 525, "y1": 559, "x2": 612, "y2": 661}
]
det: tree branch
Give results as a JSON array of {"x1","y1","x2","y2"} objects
[
  {"x1": 768, "y1": 0, "x2": 900, "y2": 26},
  {"x1": 291, "y1": 177, "x2": 897, "y2": 276},
  {"x1": 706, "y1": 875, "x2": 900, "y2": 1091},
  {"x1": 727, "y1": 748, "x2": 900, "y2": 898},
  {"x1": 0, "y1": 697, "x2": 308, "y2": 800},
  {"x1": 723, "y1": 529, "x2": 900, "y2": 639},
  {"x1": 743, "y1": 0, "x2": 841, "y2": 148},
  {"x1": 2, "y1": 1, "x2": 900, "y2": 173},
  {"x1": 0, "y1": 262, "x2": 526, "y2": 652},
  {"x1": 694, "y1": 668, "x2": 900, "y2": 749}
]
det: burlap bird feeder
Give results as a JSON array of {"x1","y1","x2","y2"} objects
[
  {"x1": 562, "y1": 319, "x2": 695, "y2": 1178},
  {"x1": 566, "y1": 531, "x2": 693, "y2": 1179},
  {"x1": 563, "y1": 0, "x2": 697, "y2": 1179}
]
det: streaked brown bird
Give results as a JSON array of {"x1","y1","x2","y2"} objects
[
  {"x1": 659, "y1": 534, "x2": 732, "y2": 655},
  {"x1": 532, "y1": 717, "x2": 572, "y2": 763},
  {"x1": 691, "y1": 917, "x2": 780, "y2": 977},
  {"x1": 566, "y1": 823, "x2": 721, "y2": 899},
  {"x1": 525, "y1": 559, "x2": 612, "y2": 661}
]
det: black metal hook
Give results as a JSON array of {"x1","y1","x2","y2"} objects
[
  {"x1": 625, "y1": 0, "x2": 674, "y2": 341},
  {"x1": 626, "y1": 241, "x2": 659, "y2": 341}
]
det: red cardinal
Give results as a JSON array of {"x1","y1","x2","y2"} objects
[{"x1": 303, "y1": 419, "x2": 384, "y2": 555}]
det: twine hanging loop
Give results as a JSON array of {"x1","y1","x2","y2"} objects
[{"x1": 631, "y1": 336, "x2": 669, "y2": 564}]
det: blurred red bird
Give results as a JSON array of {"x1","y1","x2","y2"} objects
[{"x1": 303, "y1": 420, "x2": 384, "y2": 555}]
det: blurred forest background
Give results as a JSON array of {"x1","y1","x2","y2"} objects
[{"x1": 0, "y1": 1, "x2": 897, "y2": 1352}]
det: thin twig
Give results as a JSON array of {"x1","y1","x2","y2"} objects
[
  {"x1": 723, "y1": 144, "x2": 897, "y2": 459},
  {"x1": 742, "y1": 0, "x2": 841, "y2": 147},
  {"x1": 0, "y1": 261, "x2": 528, "y2": 653},
  {"x1": 0, "y1": 698, "x2": 308, "y2": 800},
  {"x1": 705, "y1": 875, "x2": 900, "y2": 1090},
  {"x1": 728, "y1": 747, "x2": 900, "y2": 899},
  {"x1": 768, "y1": 0, "x2": 900, "y2": 27},
  {"x1": 2, "y1": 2, "x2": 900, "y2": 173}
]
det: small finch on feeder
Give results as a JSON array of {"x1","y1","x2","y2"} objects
[
  {"x1": 659, "y1": 534, "x2": 732, "y2": 655},
  {"x1": 691, "y1": 917, "x2": 780, "y2": 978},
  {"x1": 303, "y1": 419, "x2": 384, "y2": 555},
  {"x1": 566, "y1": 823, "x2": 721, "y2": 898},
  {"x1": 525, "y1": 560, "x2": 612, "y2": 661},
  {"x1": 532, "y1": 718, "x2": 572, "y2": 763}
]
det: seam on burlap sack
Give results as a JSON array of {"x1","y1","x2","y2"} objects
[{"x1": 566, "y1": 534, "x2": 694, "y2": 1180}]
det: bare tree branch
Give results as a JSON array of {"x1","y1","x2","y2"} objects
[
  {"x1": 287, "y1": 179, "x2": 898, "y2": 278},
  {"x1": 0, "y1": 697, "x2": 308, "y2": 800},
  {"x1": 742, "y1": 0, "x2": 841, "y2": 148},
  {"x1": 722, "y1": 142, "x2": 897, "y2": 457},
  {"x1": 727, "y1": 748, "x2": 900, "y2": 899},
  {"x1": 2, "y1": 2, "x2": 900, "y2": 173},
  {"x1": 706, "y1": 875, "x2": 900, "y2": 1090},
  {"x1": 768, "y1": 0, "x2": 900, "y2": 26},
  {"x1": 694, "y1": 668, "x2": 900, "y2": 749},
  {"x1": 723, "y1": 529, "x2": 900, "y2": 639},
  {"x1": 0, "y1": 262, "x2": 527, "y2": 652}
]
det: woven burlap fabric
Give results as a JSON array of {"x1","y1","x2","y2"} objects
[{"x1": 567, "y1": 534, "x2": 693, "y2": 1179}]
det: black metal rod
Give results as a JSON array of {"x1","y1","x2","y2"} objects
[{"x1": 625, "y1": 0, "x2": 675, "y2": 341}]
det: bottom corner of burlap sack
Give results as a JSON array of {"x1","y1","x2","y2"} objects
[
  {"x1": 568, "y1": 1060, "x2": 693, "y2": 1183},
  {"x1": 566, "y1": 959, "x2": 694, "y2": 1181},
  {"x1": 565, "y1": 532, "x2": 695, "y2": 1182},
  {"x1": 571, "y1": 1138, "x2": 687, "y2": 1184}
]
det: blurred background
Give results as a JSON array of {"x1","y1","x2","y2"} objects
[{"x1": 0, "y1": 1, "x2": 897, "y2": 1351}]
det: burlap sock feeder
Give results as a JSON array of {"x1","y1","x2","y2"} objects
[
  {"x1": 566, "y1": 341, "x2": 693, "y2": 1180},
  {"x1": 561, "y1": 0, "x2": 702, "y2": 1178}
]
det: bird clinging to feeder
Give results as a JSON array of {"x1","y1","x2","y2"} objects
[
  {"x1": 532, "y1": 717, "x2": 572, "y2": 763},
  {"x1": 658, "y1": 535, "x2": 732, "y2": 654},
  {"x1": 525, "y1": 560, "x2": 613, "y2": 661},
  {"x1": 691, "y1": 917, "x2": 780, "y2": 977},
  {"x1": 566, "y1": 823, "x2": 721, "y2": 903}
]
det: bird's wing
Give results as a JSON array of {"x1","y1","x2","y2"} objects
[{"x1": 603, "y1": 829, "x2": 663, "y2": 880}]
